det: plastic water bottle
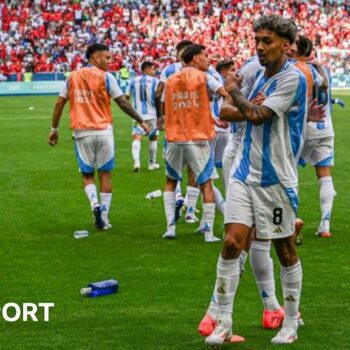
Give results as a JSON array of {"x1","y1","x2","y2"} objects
[
  {"x1": 145, "y1": 189, "x2": 162, "y2": 199},
  {"x1": 81, "y1": 279, "x2": 119, "y2": 298},
  {"x1": 74, "y1": 230, "x2": 89, "y2": 239}
]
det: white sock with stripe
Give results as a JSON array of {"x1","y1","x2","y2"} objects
[
  {"x1": 281, "y1": 260, "x2": 302, "y2": 330},
  {"x1": 132, "y1": 139, "x2": 141, "y2": 164},
  {"x1": 84, "y1": 184, "x2": 99, "y2": 210},
  {"x1": 100, "y1": 192, "x2": 112, "y2": 223},
  {"x1": 149, "y1": 140, "x2": 157, "y2": 164},
  {"x1": 163, "y1": 191, "x2": 176, "y2": 231},
  {"x1": 319, "y1": 176, "x2": 335, "y2": 232},
  {"x1": 250, "y1": 240, "x2": 280, "y2": 311}
]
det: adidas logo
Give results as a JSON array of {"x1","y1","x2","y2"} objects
[
  {"x1": 284, "y1": 295, "x2": 296, "y2": 302},
  {"x1": 273, "y1": 226, "x2": 283, "y2": 234}
]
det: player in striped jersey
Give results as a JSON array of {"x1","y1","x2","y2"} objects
[
  {"x1": 206, "y1": 61, "x2": 235, "y2": 216},
  {"x1": 205, "y1": 15, "x2": 307, "y2": 346},
  {"x1": 126, "y1": 62, "x2": 160, "y2": 172},
  {"x1": 296, "y1": 35, "x2": 336, "y2": 238}
]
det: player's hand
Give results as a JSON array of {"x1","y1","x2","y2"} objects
[
  {"x1": 307, "y1": 98, "x2": 325, "y2": 122},
  {"x1": 224, "y1": 73, "x2": 243, "y2": 92},
  {"x1": 140, "y1": 121, "x2": 151, "y2": 134},
  {"x1": 251, "y1": 92, "x2": 265, "y2": 105},
  {"x1": 48, "y1": 130, "x2": 59, "y2": 147},
  {"x1": 214, "y1": 118, "x2": 229, "y2": 129},
  {"x1": 157, "y1": 116, "x2": 165, "y2": 131}
]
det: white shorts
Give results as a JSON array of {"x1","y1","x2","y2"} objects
[
  {"x1": 222, "y1": 146, "x2": 238, "y2": 191},
  {"x1": 132, "y1": 119, "x2": 159, "y2": 139},
  {"x1": 299, "y1": 136, "x2": 334, "y2": 167},
  {"x1": 210, "y1": 132, "x2": 229, "y2": 169},
  {"x1": 165, "y1": 142, "x2": 214, "y2": 185},
  {"x1": 225, "y1": 180, "x2": 297, "y2": 239},
  {"x1": 73, "y1": 134, "x2": 115, "y2": 173}
]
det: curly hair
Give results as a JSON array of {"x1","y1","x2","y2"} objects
[{"x1": 253, "y1": 15, "x2": 297, "y2": 44}]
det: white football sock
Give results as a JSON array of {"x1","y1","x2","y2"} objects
[
  {"x1": 207, "y1": 280, "x2": 219, "y2": 320},
  {"x1": 149, "y1": 140, "x2": 158, "y2": 164},
  {"x1": 175, "y1": 181, "x2": 183, "y2": 202},
  {"x1": 202, "y1": 203, "x2": 215, "y2": 239},
  {"x1": 250, "y1": 240, "x2": 280, "y2": 311},
  {"x1": 281, "y1": 260, "x2": 303, "y2": 330},
  {"x1": 100, "y1": 192, "x2": 112, "y2": 222},
  {"x1": 215, "y1": 255, "x2": 240, "y2": 323},
  {"x1": 185, "y1": 186, "x2": 200, "y2": 216},
  {"x1": 239, "y1": 250, "x2": 248, "y2": 276},
  {"x1": 163, "y1": 191, "x2": 176, "y2": 229},
  {"x1": 132, "y1": 139, "x2": 141, "y2": 163},
  {"x1": 213, "y1": 185, "x2": 225, "y2": 215},
  {"x1": 84, "y1": 184, "x2": 99, "y2": 210},
  {"x1": 319, "y1": 176, "x2": 335, "y2": 232}
]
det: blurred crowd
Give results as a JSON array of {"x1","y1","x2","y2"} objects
[{"x1": 0, "y1": 0, "x2": 349, "y2": 79}]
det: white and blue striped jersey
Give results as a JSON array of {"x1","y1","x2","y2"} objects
[
  {"x1": 160, "y1": 62, "x2": 183, "y2": 83},
  {"x1": 306, "y1": 65, "x2": 334, "y2": 140},
  {"x1": 126, "y1": 74, "x2": 159, "y2": 120},
  {"x1": 231, "y1": 60, "x2": 308, "y2": 188},
  {"x1": 207, "y1": 66, "x2": 228, "y2": 132},
  {"x1": 239, "y1": 55, "x2": 263, "y2": 98},
  {"x1": 225, "y1": 56, "x2": 263, "y2": 158}
]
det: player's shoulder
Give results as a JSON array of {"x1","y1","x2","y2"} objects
[
  {"x1": 164, "y1": 62, "x2": 181, "y2": 76},
  {"x1": 207, "y1": 67, "x2": 223, "y2": 82}
]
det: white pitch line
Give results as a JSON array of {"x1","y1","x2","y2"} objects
[{"x1": 0, "y1": 116, "x2": 50, "y2": 120}]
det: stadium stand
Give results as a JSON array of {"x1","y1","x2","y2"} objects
[{"x1": 0, "y1": 0, "x2": 349, "y2": 82}]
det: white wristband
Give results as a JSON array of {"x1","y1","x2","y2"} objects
[{"x1": 51, "y1": 127, "x2": 59, "y2": 132}]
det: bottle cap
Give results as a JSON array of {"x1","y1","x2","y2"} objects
[{"x1": 80, "y1": 287, "x2": 92, "y2": 295}]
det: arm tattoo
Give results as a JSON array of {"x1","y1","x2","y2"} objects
[{"x1": 229, "y1": 87, "x2": 273, "y2": 125}]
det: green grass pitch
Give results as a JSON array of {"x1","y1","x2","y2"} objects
[{"x1": 0, "y1": 93, "x2": 349, "y2": 350}]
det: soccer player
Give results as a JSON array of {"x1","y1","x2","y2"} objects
[
  {"x1": 48, "y1": 43, "x2": 149, "y2": 230},
  {"x1": 207, "y1": 60, "x2": 235, "y2": 216},
  {"x1": 156, "y1": 40, "x2": 201, "y2": 224},
  {"x1": 204, "y1": 15, "x2": 307, "y2": 345},
  {"x1": 296, "y1": 36, "x2": 336, "y2": 238},
  {"x1": 162, "y1": 44, "x2": 226, "y2": 242},
  {"x1": 126, "y1": 61, "x2": 160, "y2": 172}
]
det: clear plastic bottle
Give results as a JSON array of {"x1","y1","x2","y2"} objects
[
  {"x1": 74, "y1": 230, "x2": 89, "y2": 239},
  {"x1": 145, "y1": 189, "x2": 162, "y2": 199},
  {"x1": 81, "y1": 279, "x2": 119, "y2": 298}
]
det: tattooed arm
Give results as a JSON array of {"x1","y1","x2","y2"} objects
[
  {"x1": 223, "y1": 73, "x2": 274, "y2": 125},
  {"x1": 228, "y1": 86, "x2": 274, "y2": 125}
]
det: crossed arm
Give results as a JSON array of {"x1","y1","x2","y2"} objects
[
  {"x1": 220, "y1": 88, "x2": 273, "y2": 125},
  {"x1": 220, "y1": 82, "x2": 325, "y2": 124}
]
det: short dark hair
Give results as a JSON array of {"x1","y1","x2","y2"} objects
[
  {"x1": 175, "y1": 40, "x2": 194, "y2": 53},
  {"x1": 216, "y1": 59, "x2": 235, "y2": 74},
  {"x1": 297, "y1": 35, "x2": 313, "y2": 57},
  {"x1": 141, "y1": 61, "x2": 154, "y2": 72},
  {"x1": 86, "y1": 43, "x2": 109, "y2": 60},
  {"x1": 253, "y1": 15, "x2": 297, "y2": 44},
  {"x1": 181, "y1": 44, "x2": 206, "y2": 64}
]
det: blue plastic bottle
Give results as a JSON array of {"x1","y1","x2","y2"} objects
[{"x1": 81, "y1": 279, "x2": 119, "y2": 297}]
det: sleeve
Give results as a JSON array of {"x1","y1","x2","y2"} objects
[
  {"x1": 58, "y1": 80, "x2": 68, "y2": 99},
  {"x1": 262, "y1": 74, "x2": 300, "y2": 119},
  {"x1": 125, "y1": 78, "x2": 133, "y2": 96},
  {"x1": 106, "y1": 72, "x2": 124, "y2": 99},
  {"x1": 206, "y1": 74, "x2": 223, "y2": 93},
  {"x1": 159, "y1": 66, "x2": 169, "y2": 83},
  {"x1": 308, "y1": 64, "x2": 323, "y2": 88},
  {"x1": 239, "y1": 62, "x2": 263, "y2": 98}
]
